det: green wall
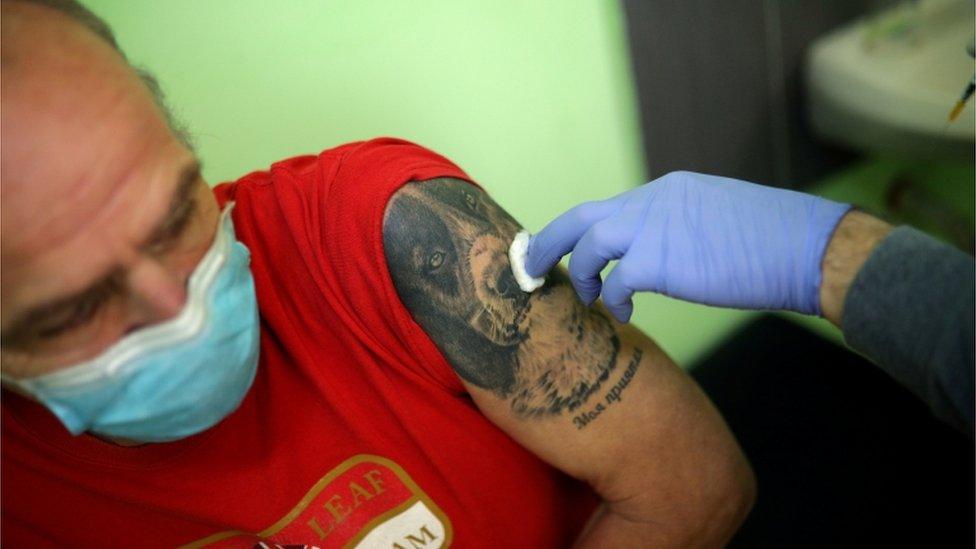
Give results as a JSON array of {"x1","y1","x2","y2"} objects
[{"x1": 85, "y1": 1, "x2": 754, "y2": 366}]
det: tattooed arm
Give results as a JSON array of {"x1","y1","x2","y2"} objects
[{"x1": 384, "y1": 178, "x2": 755, "y2": 547}]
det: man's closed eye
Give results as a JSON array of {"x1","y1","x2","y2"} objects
[{"x1": 34, "y1": 288, "x2": 111, "y2": 339}]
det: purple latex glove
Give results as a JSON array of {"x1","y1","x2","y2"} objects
[{"x1": 525, "y1": 171, "x2": 852, "y2": 322}]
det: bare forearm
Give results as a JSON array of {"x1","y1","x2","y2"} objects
[
  {"x1": 574, "y1": 489, "x2": 753, "y2": 548},
  {"x1": 568, "y1": 322, "x2": 756, "y2": 548},
  {"x1": 819, "y1": 210, "x2": 893, "y2": 326},
  {"x1": 573, "y1": 504, "x2": 673, "y2": 548}
]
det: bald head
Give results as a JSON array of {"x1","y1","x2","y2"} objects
[{"x1": 1, "y1": 1, "x2": 219, "y2": 376}]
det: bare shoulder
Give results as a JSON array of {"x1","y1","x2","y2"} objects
[{"x1": 382, "y1": 177, "x2": 623, "y2": 418}]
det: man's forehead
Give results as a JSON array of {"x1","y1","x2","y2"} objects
[
  {"x1": 0, "y1": 156, "x2": 200, "y2": 328},
  {"x1": 0, "y1": 2, "x2": 188, "y2": 263}
]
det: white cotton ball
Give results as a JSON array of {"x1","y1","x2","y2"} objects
[{"x1": 508, "y1": 230, "x2": 546, "y2": 293}]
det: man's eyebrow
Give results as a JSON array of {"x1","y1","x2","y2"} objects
[
  {"x1": 0, "y1": 160, "x2": 203, "y2": 344},
  {"x1": 0, "y1": 268, "x2": 125, "y2": 347},
  {"x1": 141, "y1": 161, "x2": 202, "y2": 250}
]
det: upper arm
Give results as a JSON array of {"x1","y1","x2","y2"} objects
[{"x1": 383, "y1": 178, "x2": 754, "y2": 542}]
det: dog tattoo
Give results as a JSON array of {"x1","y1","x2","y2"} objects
[{"x1": 384, "y1": 178, "x2": 623, "y2": 418}]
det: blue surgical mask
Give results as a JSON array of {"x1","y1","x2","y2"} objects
[{"x1": 1, "y1": 204, "x2": 260, "y2": 443}]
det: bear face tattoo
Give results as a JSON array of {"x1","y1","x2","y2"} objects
[{"x1": 383, "y1": 179, "x2": 620, "y2": 417}]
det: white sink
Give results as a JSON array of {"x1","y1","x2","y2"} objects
[{"x1": 807, "y1": 0, "x2": 975, "y2": 159}]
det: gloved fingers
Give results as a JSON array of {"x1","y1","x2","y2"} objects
[
  {"x1": 568, "y1": 219, "x2": 634, "y2": 305},
  {"x1": 601, "y1": 259, "x2": 641, "y2": 323},
  {"x1": 525, "y1": 199, "x2": 621, "y2": 278}
]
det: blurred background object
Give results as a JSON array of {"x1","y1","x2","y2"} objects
[
  {"x1": 807, "y1": 0, "x2": 974, "y2": 161},
  {"x1": 692, "y1": 314, "x2": 974, "y2": 548},
  {"x1": 624, "y1": 0, "x2": 866, "y2": 187}
]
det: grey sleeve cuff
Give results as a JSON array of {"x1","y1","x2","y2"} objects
[{"x1": 842, "y1": 226, "x2": 974, "y2": 434}]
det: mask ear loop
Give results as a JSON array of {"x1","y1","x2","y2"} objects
[{"x1": 0, "y1": 203, "x2": 239, "y2": 394}]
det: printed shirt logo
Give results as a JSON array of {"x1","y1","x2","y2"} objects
[{"x1": 181, "y1": 455, "x2": 452, "y2": 549}]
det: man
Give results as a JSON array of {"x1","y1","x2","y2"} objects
[{"x1": 0, "y1": 1, "x2": 755, "y2": 546}]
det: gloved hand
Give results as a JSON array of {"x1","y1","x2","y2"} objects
[{"x1": 525, "y1": 171, "x2": 852, "y2": 322}]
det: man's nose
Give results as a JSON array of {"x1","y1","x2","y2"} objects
[{"x1": 126, "y1": 258, "x2": 188, "y2": 324}]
